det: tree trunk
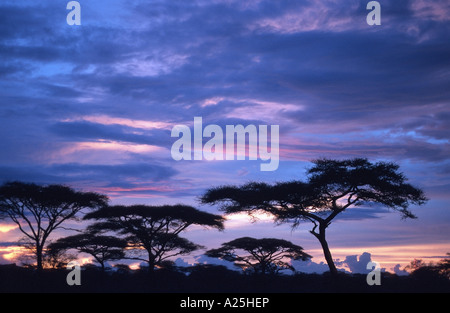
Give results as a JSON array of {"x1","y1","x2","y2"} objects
[
  {"x1": 148, "y1": 261, "x2": 155, "y2": 272},
  {"x1": 315, "y1": 225, "x2": 338, "y2": 275},
  {"x1": 146, "y1": 249, "x2": 156, "y2": 273},
  {"x1": 259, "y1": 261, "x2": 267, "y2": 275},
  {"x1": 36, "y1": 244, "x2": 43, "y2": 271}
]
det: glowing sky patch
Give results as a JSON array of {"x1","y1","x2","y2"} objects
[{"x1": 0, "y1": 224, "x2": 18, "y2": 233}]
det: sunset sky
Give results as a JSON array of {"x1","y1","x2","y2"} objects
[{"x1": 0, "y1": 0, "x2": 449, "y2": 274}]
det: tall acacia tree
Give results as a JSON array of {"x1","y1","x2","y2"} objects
[
  {"x1": 201, "y1": 158, "x2": 427, "y2": 275},
  {"x1": 0, "y1": 181, "x2": 108, "y2": 270},
  {"x1": 84, "y1": 204, "x2": 225, "y2": 271}
]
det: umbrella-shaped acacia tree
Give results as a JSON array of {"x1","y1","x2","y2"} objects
[
  {"x1": 206, "y1": 237, "x2": 311, "y2": 274},
  {"x1": 201, "y1": 158, "x2": 427, "y2": 275},
  {"x1": 0, "y1": 181, "x2": 108, "y2": 270},
  {"x1": 47, "y1": 233, "x2": 128, "y2": 271},
  {"x1": 84, "y1": 204, "x2": 225, "y2": 271}
]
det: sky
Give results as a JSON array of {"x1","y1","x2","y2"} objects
[{"x1": 0, "y1": 0, "x2": 449, "y2": 274}]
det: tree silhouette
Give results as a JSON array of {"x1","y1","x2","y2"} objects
[
  {"x1": 206, "y1": 237, "x2": 311, "y2": 275},
  {"x1": 406, "y1": 253, "x2": 450, "y2": 280},
  {"x1": 201, "y1": 158, "x2": 427, "y2": 275},
  {"x1": 0, "y1": 181, "x2": 108, "y2": 270},
  {"x1": 436, "y1": 253, "x2": 450, "y2": 279},
  {"x1": 84, "y1": 204, "x2": 224, "y2": 271},
  {"x1": 43, "y1": 243, "x2": 76, "y2": 269},
  {"x1": 47, "y1": 233, "x2": 127, "y2": 271}
]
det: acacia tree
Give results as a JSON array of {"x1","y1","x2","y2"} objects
[
  {"x1": 0, "y1": 181, "x2": 108, "y2": 270},
  {"x1": 206, "y1": 237, "x2": 311, "y2": 275},
  {"x1": 84, "y1": 204, "x2": 225, "y2": 271},
  {"x1": 47, "y1": 233, "x2": 127, "y2": 271},
  {"x1": 201, "y1": 158, "x2": 427, "y2": 275}
]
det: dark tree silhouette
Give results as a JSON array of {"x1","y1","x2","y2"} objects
[
  {"x1": 0, "y1": 181, "x2": 108, "y2": 270},
  {"x1": 201, "y1": 158, "x2": 427, "y2": 275},
  {"x1": 406, "y1": 253, "x2": 450, "y2": 280},
  {"x1": 43, "y1": 243, "x2": 76, "y2": 269},
  {"x1": 47, "y1": 233, "x2": 127, "y2": 271},
  {"x1": 206, "y1": 237, "x2": 311, "y2": 275},
  {"x1": 84, "y1": 204, "x2": 224, "y2": 271},
  {"x1": 436, "y1": 253, "x2": 450, "y2": 279}
]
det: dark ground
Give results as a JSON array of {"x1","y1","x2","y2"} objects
[{"x1": 1, "y1": 263, "x2": 449, "y2": 293}]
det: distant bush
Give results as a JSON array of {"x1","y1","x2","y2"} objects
[{"x1": 1, "y1": 263, "x2": 449, "y2": 293}]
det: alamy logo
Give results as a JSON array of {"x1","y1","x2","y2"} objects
[
  {"x1": 366, "y1": 1, "x2": 381, "y2": 25},
  {"x1": 366, "y1": 261, "x2": 381, "y2": 285},
  {"x1": 171, "y1": 117, "x2": 279, "y2": 171},
  {"x1": 66, "y1": 1, "x2": 81, "y2": 26},
  {"x1": 66, "y1": 261, "x2": 81, "y2": 286}
]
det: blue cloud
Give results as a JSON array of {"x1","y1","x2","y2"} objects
[
  {"x1": 337, "y1": 252, "x2": 386, "y2": 274},
  {"x1": 49, "y1": 121, "x2": 171, "y2": 147}
]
